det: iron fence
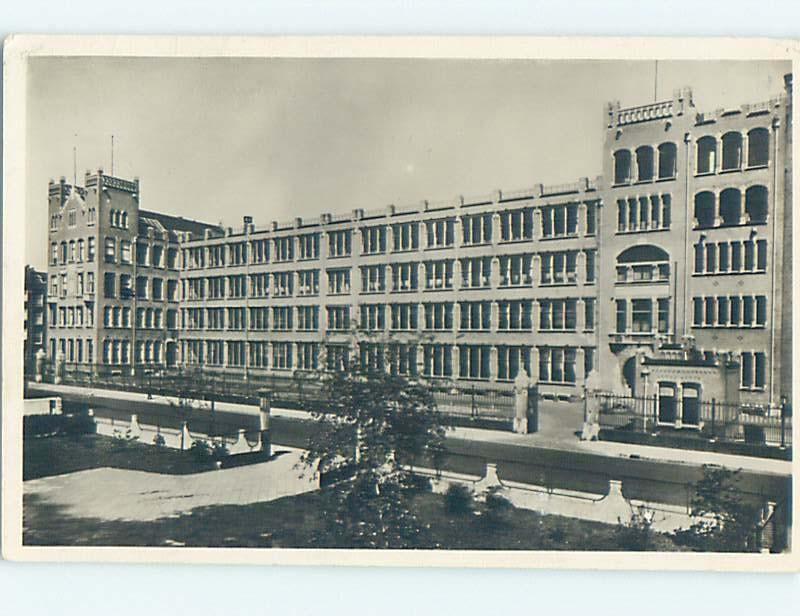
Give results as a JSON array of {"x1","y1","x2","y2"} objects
[
  {"x1": 45, "y1": 363, "x2": 516, "y2": 423},
  {"x1": 595, "y1": 392, "x2": 792, "y2": 449}
]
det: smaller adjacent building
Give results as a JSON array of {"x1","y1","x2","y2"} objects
[{"x1": 24, "y1": 265, "x2": 47, "y2": 376}]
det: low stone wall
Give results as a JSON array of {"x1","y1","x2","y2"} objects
[
  {"x1": 411, "y1": 462, "x2": 703, "y2": 533},
  {"x1": 23, "y1": 397, "x2": 62, "y2": 416},
  {"x1": 93, "y1": 413, "x2": 263, "y2": 455}
]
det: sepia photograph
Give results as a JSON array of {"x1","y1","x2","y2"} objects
[{"x1": 2, "y1": 36, "x2": 797, "y2": 570}]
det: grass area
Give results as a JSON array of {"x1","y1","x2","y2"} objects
[
  {"x1": 24, "y1": 434, "x2": 217, "y2": 480},
  {"x1": 23, "y1": 485, "x2": 680, "y2": 551}
]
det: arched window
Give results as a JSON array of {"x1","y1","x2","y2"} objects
[
  {"x1": 745, "y1": 185, "x2": 769, "y2": 223},
  {"x1": 657, "y1": 142, "x2": 677, "y2": 179},
  {"x1": 696, "y1": 136, "x2": 716, "y2": 174},
  {"x1": 719, "y1": 188, "x2": 742, "y2": 226},
  {"x1": 121, "y1": 211, "x2": 128, "y2": 229},
  {"x1": 616, "y1": 244, "x2": 670, "y2": 284},
  {"x1": 613, "y1": 150, "x2": 631, "y2": 185},
  {"x1": 636, "y1": 146, "x2": 654, "y2": 182},
  {"x1": 747, "y1": 128, "x2": 769, "y2": 167},
  {"x1": 694, "y1": 191, "x2": 716, "y2": 229},
  {"x1": 721, "y1": 132, "x2": 743, "y2": 171}
]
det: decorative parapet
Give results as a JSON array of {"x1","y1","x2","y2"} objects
[
  {"x1": 616, "y1": 100, "x2": 674, "y2": 126},
  {"x1": 101, "y1": 174, "x2": 138, "y2": 194}
]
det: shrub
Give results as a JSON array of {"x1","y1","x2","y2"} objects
[
  {"x1": 152, "y1": 433, "x2": 166, "y2": 448},
  {"x1": 444, "y1": 483, "x2": 474, "y2": 515},
  {"x1": 615, "y1": 505, "x2": 656, "y2": 551},
  {"x1": 190, "y1": 439, "x2": 212, "y2": 463},
  {"x1": 481, "y1": 486, "x2": 514, "y2": 528}
]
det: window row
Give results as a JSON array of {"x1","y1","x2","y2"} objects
[
  {"x1": 693, "y1": 237, "x2": 767, "y2": 275},
  {"x1": 616, "y1": 194, "x2": 671, "y2": 233},
  {"x1": 104, "y1": 274, "x2": 177, "y2": 301},
  {"x1": 49, "y1": 304, "x2": 95, "y2": 328},
  {"x1": 691, "y1": 295, "x2": 768, "y2": 328},
  {"x1": 50, "y1": 338, "x2": 94, "y2": 364},
  {"x1": 694, "y1": 186, "x2": 768, "y2": 228},
  {"x1": 51, "y1": 238, "x2": 96, "y2": 265}
]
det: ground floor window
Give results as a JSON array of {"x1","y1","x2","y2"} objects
[
  {"x1": 423, "y1": 344, "x2": 452, "y2": 378},
  {"x1": 458, "y1": 345, "x2": 491, "y2": 380},
  {"x1": 538, "y1": 346, "x2": 576, "y2": 384},
  {"x1": 497, "y1": 346, "x2": 531, "y2": 381}
]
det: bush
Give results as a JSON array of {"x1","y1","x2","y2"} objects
[
  {"x1": 152, "y1": 433, "x2": 166, "y2": 448},
  {"x1": 444, "y1": 483, "x2": 474, "y2": 515},
  {"x1": 190, "y1": 439, "x2": 212, "y2": 463},
  {"x1": 615, "y1": 505, "x2": 656, "y2": 551},
  {"x1": 481, "y1": 486, "x2": 514, "y2": 528}
]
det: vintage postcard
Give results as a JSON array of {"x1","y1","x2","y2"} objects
[{"x1": 2, "y1": 35, "x2": 798, "y2": 571}]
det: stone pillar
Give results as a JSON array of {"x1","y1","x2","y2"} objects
[
  {"x1": 489, "y1": 346, "x2": 498, "y2": 382},
  {"x1": 580, "y1": 371, "x2": 602, "y2": 441},
  {"x1": 259, "y1": 390, "x2": 272, "y2": 456},
  {"x1": 54, "y1": 350, "x2": 65, "y2": 385},
  {"x1": 35, "y1": 348, "x2": 46, "y2": 383},
  {"x1": 512, "y1": 370, "x2": 534, "y2": 433}
]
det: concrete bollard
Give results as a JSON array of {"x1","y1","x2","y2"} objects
[
  {"x1": 259, "y1": 390, "x2": 272, "y2": 456},
  {"x1": 35, "y1": 349, "x2": 46, "y2": 383}
]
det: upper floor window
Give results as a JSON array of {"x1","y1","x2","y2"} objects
[
  {"x1": 425, "y1": 260, "x2": 453, "y2": 290},
  {"x1": 696, "y1": 136, "x2": 717, "y2": 174},
  {"x1": 328, "y1": 229, "x2": 352, "y2": 258},
  {"x1": 746, "y1": 185, "x2": 768, "y2": 224},
  {"x1": 67, "y1": 208, "x2": 77, "y2": 227},
  {"x1": 251, "y1": 238, "x2": 269, "y2": 264},
  {"x1": 694, "y1": 191, "x2": 716, "y2": 229},
  {"x1": 425, "y1": 218, "x2": 454, "y2": 249},
  {"x1": 104, "y1": 237, "x2": 116, "y2": 263},
  {"x1": 636, "y1": 146, "x2": 654, "y2": 182},
  {"x1": 541, "y1": 203, "x2": 578, "y2": 238},
  {"x1": 540, "y1": 251, "x2": 577, "y2": 286},
  {"x1": 657, "y1": 142, "x2": 677, "y2": 180},
  {"x1": 327, "y1": 269, "x2": 351, "y2": 295},
  {"x1": 748, "y1": 128, "x2": 769, "y2": 168},
  {"x1": 274, "y1": 236, "x2": 294, "y2": 262},
  {"x1": 500, "y1": 207, "x2": 534, "y2": 242},
  {"x1": 361, "y1": 226, "x2": 386, "y2": 255},
  {"x1": 392, "y1": 262, "x2": 419, "y2": 292},
  {"x1": 719, "y1": 188, "x2": 742, "y2": 226},
  {"x1": 460, "y1": 256, "x2": 492, "y2": 289},
  {"x1": 462, "y1": 213, "x2": 492, "y2": 245},
  {"x1": 498, "y1": 254, "x2": 532, "y2": 287},
  {"x1": 299, "y1": 233, "x2": 320, "y2": 260},
  {"x1": 721, "y1": 132, "x2": 743, "y2": 171},
  {"x1": 361, "y1": 264, "x2": 386, "y2": 293},
  {"x1": 392, "y1": 222, "x2": 419, "y2": 252},
  {"x1": 613, "y1": 150, "x2": 632, "y2": 185},
  {"x1": 616, "y1": 244, "x2": 670, "y2": 284}
]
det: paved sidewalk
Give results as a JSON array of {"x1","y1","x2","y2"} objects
[
  {"x1": 25, "y1": 446, "x2": 317, "y2": 522},
  {"x1": 29, "y1": 382, "x2": 793, "y2": 476}
]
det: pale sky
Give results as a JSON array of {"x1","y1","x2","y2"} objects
[{"x1": 25, "y1": 57, "x2": 790, "y2": 269}]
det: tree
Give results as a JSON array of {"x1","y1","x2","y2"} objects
[
  {"x1": 672, "y1": 465, "x2": 761, "y2": 552},
  {"x1": 301, "y1": 361, "x2": 448, "y2": 548}
]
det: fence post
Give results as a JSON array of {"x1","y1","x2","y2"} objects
[
  {"x1": 259, "y1": 390, "x2": 272, "y2": 456},
  {"x1": 470, "y1": 385, "x2": 477, "y2": 419},
  {"x1": 780, "y1": 400, "x2": 787, "y2": 449},
  {"x1": 710, "y1": 398, "x2": 716, "y2": 441}
]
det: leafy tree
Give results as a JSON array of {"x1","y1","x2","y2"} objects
[
  {"x1": 672, "y1": 465, "x2": 762, "y2": 552},
  {"x1": 444, "y1": 484, "x2": 474, "y2": 516},
  {"x1": 301, "y1": 362, "x2": 448, "y2": 548}
]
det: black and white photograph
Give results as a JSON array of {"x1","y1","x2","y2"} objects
[{"x1": 2, "y1": 36, "x2": 797, "y2": 569}]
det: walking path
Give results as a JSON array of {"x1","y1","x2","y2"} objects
[
  {"x1": 29, "y1": 382, "x2": 793, "y2": 476},
  {"x1": 25, "y1": 446, "x2": 317, "y2": 522}
]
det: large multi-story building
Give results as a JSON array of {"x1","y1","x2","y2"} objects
[
  {"x1": 24, "y1": 265, "x2": 47, "y2": 375},
  {"x1": 40, "y1": 77, "x2": 793, "y2": 405},
  {"x1": 45, "y1": 171, "x2": 218, "y2": 374}
]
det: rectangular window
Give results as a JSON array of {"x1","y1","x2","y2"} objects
[
  {"x1": 104, "y1": 237, "x2": 116, "y2": 263},
  {"x1": 103, "y1": 273, "x2": 116, "y2": 298},
  {"x1": 296, "y1": 305, "x2": 319, "y2": 331},
  {"x1": 392, "y1": 222, "x2": 419, "y2": 252},
  {"x1": 425, "y1": 260, "x2": 454, "y2": 290},
  {"x1": 390, "y1": 303, "x2": 418, "y2": 331},
  {"x1": 327, "y1": 269, "x2": 351, "y2": 295},
  {"x1": 273, "y1": 236, "x2": 294, "y2": 262},
  {"x1": 462, "y1": 214, "x2": 492, "y2": 245},
  {"x1": 391, "y1": 262, "x2": 419, "y2": 292},
  {"x1": 499, "y1": 254, "x2": 532, "y2": 287},
  {"x1": 657, "y1": 298, "x2": 670, "y2": 333},
  {"x1": 425, "y1": 218, "x2": 455, "y2": 248},
  {"x1": 297, "y1": 270, "x2": 320, "y2": 296},
  {"x1": 459, "y1": 301, "x2": 492, "y2": 331},
  {"x1": 461, "y1": 257, "x2": 492, "y2": 289},
  {"x1": 328, "y1": 230, "x2": 352, "y2": 258},
  {"x1": 423, "y1": 302, "x2": 453, "y2": 331},
  {"x1": 360, "y1": 304, "x2": 386, "y2": 331},
  {"x1": 298, "y1": 233, "x2": 320, "y2": 260},
  {"x1": 631, "y1": 299, "x2": 653, "y2": 332},
  {"x1": 584, "y1": 298, "x2": 596, "y2": 331},
  {"x1": 757, "y1": 239, "x2": 768, "y2": 271},
  {"x1": 362, "y1": 226, "x2": 387, "y2": 255},
  {"x1": 326, "y1": 306, "x2": 350, "y2": 331},
  {"x1": 361, "y1": 265, "x2": 386, "y2": 293},
  {"x1": 500, "y1": 208, "x2": 534, "y2": 242},
  {"x1": 423, "y1": 344, "x2": 453, "y2": 378},
  {"x1": 458, "y1": 345, "x2": 491, "y2": 380},
  {"x1": 616, "y1": 299, "x2": 627, "y2": 333}
]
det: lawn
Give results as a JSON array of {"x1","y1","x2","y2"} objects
[{"x1": 24, "y1": 434, "x2": 218, "y2": 480}]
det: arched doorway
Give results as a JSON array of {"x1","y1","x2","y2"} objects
[{"x1": 622, "y1": 356, "x2": 637, "y2": 395}]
